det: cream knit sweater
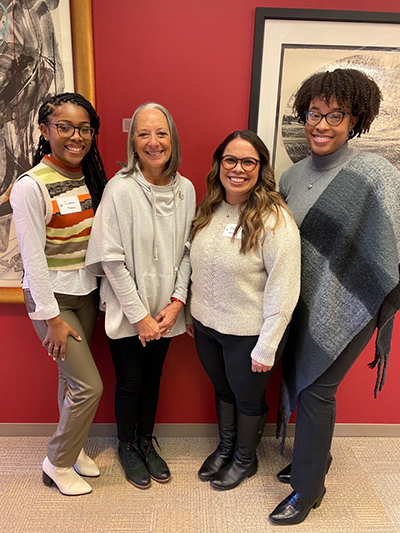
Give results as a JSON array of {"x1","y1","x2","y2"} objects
[{"x1": 189, "y1": 201, "x2": 301, "y2": 366}]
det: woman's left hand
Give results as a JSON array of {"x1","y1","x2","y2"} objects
[
  {"x1": 251, "y1": 360, "x2": 272, "y2": 373},
  {"x1": 156, "y1": 300, "x2": 184, "y2": 336}
]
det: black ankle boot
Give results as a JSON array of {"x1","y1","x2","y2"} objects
[
  {"x1": 137, "y1": 435, "x2": 170, "y2": 483},
  {"x1": 269, "y1": 488, "x2": 326, "y2": 525},
  {"x1": 210, "y1": 411, "x2": 266, "y2": 491},
  {"x1": 198, "y1": 398, "x2": 236, "y2": 482},
  {"x1": 118, "y1": 441, "x2": 151, "y2": 489},
  {"x1": 277, "y1": 454, "x2": 333, "y2": 484}
]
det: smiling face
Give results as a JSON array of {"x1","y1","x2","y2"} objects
[
  {"x1": 305, "y1": 96, "x2": 358, "y2": 156},
  {"x1": 219, "y1": 138, "x2": 260, "y2": 205},
  {"x1": 40, "y1": 102, "x2": 92, "y2": 168},
  {"x1": 133, "y1": 108, "x2": 172, "y2": 182}
]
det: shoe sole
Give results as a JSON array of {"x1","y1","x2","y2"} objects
[
  {"x1": 269, "y1": 488, "x2": 326, "y2": 525},
  {"x1": 277, "y1": 456, "x2": 333, "y2": 485},
  {"x1": 73, "y1": 466, "x2": 100, "y2": 478},
  {"x1": 210, "y1": 465, "x2": 258, "y2": 491},
  {"x1": 127, "y1": 477, "x2": 151, "y2": 489},
  {"x1": 150, "y1": 474, "x2": 171, "y2": 484},
  {"x1": 117, "y1": 455, "x2": 151, "y2": 490},
  {"x1": 198, "y1": 472, "x2": 214, "y2": 482},
  {"x1": 42, "y1": 471, "x2": 92, "y2": 496}
]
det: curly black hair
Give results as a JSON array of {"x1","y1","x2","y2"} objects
[
  {"x1": 293, "y1": 68, "x2": 382, "y2": 139},
  {"x1": 33, "y1": 92, "x2": 107, "y2": 210}
]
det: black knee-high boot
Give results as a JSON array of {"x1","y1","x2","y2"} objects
[
  {"x1": 210, "y1": 411, "x2": 266, "y2": 491},
  {"x1": 198, "y1": 398, "x2": 236, "y2": 481}
]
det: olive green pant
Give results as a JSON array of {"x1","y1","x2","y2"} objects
[{"x1": 25, "y1": 290, "x2": 103, "y2": 467}]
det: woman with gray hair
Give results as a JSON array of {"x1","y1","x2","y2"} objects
[{"x1": 86, "y1": 102, "x2": 196, "y2": 489}]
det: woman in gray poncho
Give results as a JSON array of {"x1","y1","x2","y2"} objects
[{"x1": 269, "y1": 69, "x2": 400, "y2": 525}]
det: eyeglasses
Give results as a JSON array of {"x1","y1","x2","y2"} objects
[
  {"x1": 305, "y1": 111, "x2": 347, "y2": 127},
  {"x1": 221, "y1": 156, "x2": 260, "y2": 172},
  {"x1": 46, "y1": 123, "x2": 95, "y2": 140}
]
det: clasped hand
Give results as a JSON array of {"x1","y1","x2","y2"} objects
[{"x1": 137, "y1": 301, "x2": 183, "y2": 347}]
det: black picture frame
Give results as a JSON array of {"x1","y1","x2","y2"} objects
[{"x1": 249, "y1": 8, "x2": 400, "y2": 174}]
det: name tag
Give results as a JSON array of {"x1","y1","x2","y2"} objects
[
  {"x1": 222, "y1": 223, "x2": 242, "y2": 239},
  {"x1": 57, "y1": 196, "x2": 82, "y2": 215}
]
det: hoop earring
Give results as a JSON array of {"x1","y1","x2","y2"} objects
[{"x1": 348, "y1": 129, "x2": 355, "y2": 138}]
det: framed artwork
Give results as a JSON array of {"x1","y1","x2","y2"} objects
[
  {"x1": 0, "y1": 0, "x2": 95, "y2": 303},
  {"x1": 249, "y1": 8, "x2": 400, "y2": 179}
]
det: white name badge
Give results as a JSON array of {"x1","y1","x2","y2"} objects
[
  {"x1": 57, "y1": 196, "x2": 82, "y2": 215},
  {"x1": 222, "y1": 223, "x2": 242, "y2": 239}
]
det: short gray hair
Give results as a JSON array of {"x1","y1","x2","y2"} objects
[{"x1": 122, "y1": 102, "x2": 181, "y2": 178}]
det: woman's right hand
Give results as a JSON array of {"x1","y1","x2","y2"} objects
[
  {"x1": 43, "y1": 316, "x2": 81, "y2": 361},
  {"x1": 136, "y1": 314, "x2": 162, "y2": 347}
]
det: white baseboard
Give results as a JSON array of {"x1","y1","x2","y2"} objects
[{"x1": 0, "y1": 423, "x2": 399, "y2": 437}]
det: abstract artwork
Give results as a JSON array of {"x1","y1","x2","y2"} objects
[{"x1": 0, "y1": 0, "x2": 73, "y2": 294}]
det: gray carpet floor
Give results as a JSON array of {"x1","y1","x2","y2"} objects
[{"x1": 0, "y1": 436, "x2": 399, "y2": 533}]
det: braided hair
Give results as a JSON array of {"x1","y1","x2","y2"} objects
[
  {"x1": 293, "y1": 68, "x2": 382, "y2": 139},
  {"x1": 33, "y1": 92, "x2": 107, "y2": 209}
]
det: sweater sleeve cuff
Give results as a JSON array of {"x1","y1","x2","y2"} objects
[{"x1": 250, "y1": 344, "x2": 276, "y2": 367}]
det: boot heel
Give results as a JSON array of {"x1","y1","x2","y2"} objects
[
  {"x1": 43, "y1": 471, "x2": 53, "y2": 487},
  {"x1": 246, "y1": 460, "x2": 258, "y2": 479},
  {"x1": 313, "y1": 488, "x2": 326, "y2": 509}
]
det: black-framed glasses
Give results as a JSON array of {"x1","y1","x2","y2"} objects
[
  {"x1": 305, "y1": 111, "x2": 347, "y2": 127},
  {"x1": 46, "y1": 122, "x2": 95, "y2": 140},
  {"x1": 221, "y1": 156, "x2": 260, "y2": 172}
]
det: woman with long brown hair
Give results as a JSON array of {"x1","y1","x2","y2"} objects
[{"x1": 187, "y1": 130, "x2": 301, "y2": 491}]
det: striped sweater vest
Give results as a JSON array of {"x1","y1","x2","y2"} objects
[{"x1": 26, "y1": 157, "x2": 94, "y2": 270}]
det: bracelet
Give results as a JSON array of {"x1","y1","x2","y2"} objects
[{"x1": 171, "y1": 297, "x2": 184, "y2": 306}]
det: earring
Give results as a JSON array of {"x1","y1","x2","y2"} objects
[{"x1": 348, "y1": 129, "x2": 355, "y2": 138}]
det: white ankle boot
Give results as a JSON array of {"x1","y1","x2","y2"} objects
[
  {"x1": 42, "y1": 456, "x2": 92, "y2": 496},
  {"x1": 74, "y1": 449, "x2": 100, "y2": 477}
]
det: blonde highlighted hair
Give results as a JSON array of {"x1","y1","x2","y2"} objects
[{"x1": 190, "y1": 130, "x2": 290, "y2": 253}]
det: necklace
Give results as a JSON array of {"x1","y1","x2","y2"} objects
[{"x1": 307, "y1": 169, "x2": 329, "y2": 190}]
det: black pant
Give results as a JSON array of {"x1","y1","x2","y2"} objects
[
  {"x1": 108, "y1": 335, "x2": 171, "y2": 442},
  {"x1": 290, "y1": 314, "x2": 379, "y2": 499},
  {"x1": 193, "y1": 318, "x2": 287, "y2": 416}
]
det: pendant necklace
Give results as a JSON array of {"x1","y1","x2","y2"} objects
[{"x1": 308, "y1": 169, "x2": 329, "y2": 190}]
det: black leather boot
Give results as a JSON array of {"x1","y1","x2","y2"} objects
[
  {"x1": 118, "y1": 441, "x2": 151, "y2": 489},
  {"x1": 210, "y1": 411, "x2": 266, "y2": 491},
  {"x1": 137, "y1": 435, "x2": 170, "y2": 483},
  {"x1": 277, "y1": 454, "x2": 332, "y2": 484},
  {"x1": 198, "y1": 398, "x2": 236, "y2": 481},
  {"x1": 269, "y1": 488, "x2": 326, "y2": 525}
]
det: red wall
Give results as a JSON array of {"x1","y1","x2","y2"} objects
[{"x1": 1, "y1": 0, "x2": 399, "y2": 426}]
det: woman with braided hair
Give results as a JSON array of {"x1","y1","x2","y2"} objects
[
  {"x1": 10, "y1": 93, "x2": 107, "y2": 496},
  {"x1": 269, "y1": 69, "x2": 400, "y2": 524}
]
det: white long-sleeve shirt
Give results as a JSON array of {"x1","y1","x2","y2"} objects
[{"x1": 10, "y1": 174, "x2": 97, "y2": 321}]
